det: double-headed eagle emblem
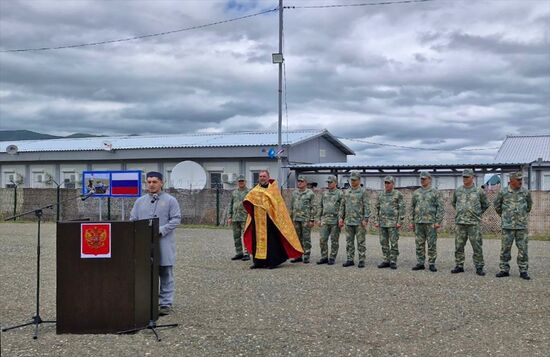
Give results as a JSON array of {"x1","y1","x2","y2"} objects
[{"x1": 85, "y1": 226, "x2": 107, "y2": 250}]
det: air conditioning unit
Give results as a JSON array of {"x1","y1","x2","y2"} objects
[
  {"x1": 222, "y1": 173, "x2": 237, "y2": 184},
  {"x1": 15, "y1": 173, "x2": 24, "y2": 184}
]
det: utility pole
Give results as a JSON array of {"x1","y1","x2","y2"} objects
[{"x1": 277, "y1": 0, "x2": 283, "y2": 186}]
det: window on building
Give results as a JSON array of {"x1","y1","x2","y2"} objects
[
  {"x1": 32, "y1": 171, "x2": 45, "y2": 188},
  {"x1": 543, "y1": 174, "x2": 550, "y2": 191},
  {"x1": 62, "y1": 171, "x2": 77, "y2": 188},
  {"x1": 165, "y1": 170, "x2": 172, "y2": 188},
  {"x1": 210, "y1": 172, "x2": 222, "y2": 188},
  {"x1": 4, "y1": 172, "x2": 16, "y2": 188},
  {"x1": 252, "y1": 172, "x2": 260, "y2": 185}
]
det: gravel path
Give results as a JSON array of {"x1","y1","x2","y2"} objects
[{"x1": 1, "y1": 223, "x2": 549, "y2": 356}]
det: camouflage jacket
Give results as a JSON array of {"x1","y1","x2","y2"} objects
[
  {"x1": 375, "y1": 189, "x2": 405, "y2": 227},
  {"x1": 410, "y1": 187, "x2": 444, "y2": 224},
  {"x1": 451, "y1": 185, "x2": 489, "y2": 225},
  {"x1": 228, "y1": 188, "x2": 250, "y2": 222},
  {"x1": 339, "y1": 186, "x2": 370, "y2": 226},
  {"x1": 290, "y1": 188, "x2": 316, "y2": 222},
  {"x1": 317, "y1": 188, "x2": 343, "y2": 224},
  {"x1": 493, "y1": 186, "x2": 532, "y2": 230}
]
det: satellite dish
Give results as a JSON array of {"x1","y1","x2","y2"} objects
[
  {"x1": 6, "y1": 144, "x2": 18, "y2": 155},
  {"x1": 102, "y1": 140, "x2": 113, "y2": 151},
  {"x1": 170, "y1": 160, "x2": 207, "y2": 190}
]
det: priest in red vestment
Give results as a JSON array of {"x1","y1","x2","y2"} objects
[{"x1": 243, "y1": 170, "x2": 303, "y2": 269}]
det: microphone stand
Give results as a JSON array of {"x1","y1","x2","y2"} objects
[
  {"x1": 1, "y1": 191, "x2": 93, "y2": 339},
  {"x1": 118, "y1": 218, "x2": 178, "y2": 341}
]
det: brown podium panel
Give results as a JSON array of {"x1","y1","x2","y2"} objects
[{"x1": 56, "y1": 219, "x2": 159, "y2": 334}]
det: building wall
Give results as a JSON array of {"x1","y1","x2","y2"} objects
[
  {"x1": 1, "y1": 164, "x2": 26, "y2": 187},
  {"x1": 289, "y1": 137, "x2": 347, "y2": 165}
]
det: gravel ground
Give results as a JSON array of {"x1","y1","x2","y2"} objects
[{"x1": 1, "y1": 222, "x2": 549, "y2": 357}]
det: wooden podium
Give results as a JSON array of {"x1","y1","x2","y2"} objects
[{"x1": 56, "y1": 219, "x2": 159, "y2": 334}]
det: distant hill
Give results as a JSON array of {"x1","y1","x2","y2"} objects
[
  {"x1": 0, "y1": 130, "x2": 104, "y2": 141},
  {"x1": 0, "y1": 130, "x2": 60, "y2": 141}
]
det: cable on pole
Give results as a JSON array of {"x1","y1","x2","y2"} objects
[{"x1": 0, "y1": 8, "x2": 278, "y2": 53}]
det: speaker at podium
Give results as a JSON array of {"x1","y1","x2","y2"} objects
[{"x1": 56, "y1": 218, "x2": 159, "y2": 334}]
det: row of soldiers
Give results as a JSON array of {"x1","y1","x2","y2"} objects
[{"x1": 228, "y1": 169, "x2": 533, "y2": 280}]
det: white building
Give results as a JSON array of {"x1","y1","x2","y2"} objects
[
  {"x1": 494, "y1": 135, "x2": 550, "y2": 190},
  {"x1": 290, "y1": 134, "x2": 550, "y2": 190},
  {"x1": 0, "y1": 129, "x2": 354, "y2": 189}
]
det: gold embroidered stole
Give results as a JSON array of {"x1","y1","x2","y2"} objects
[{"x1": 244, "y1": 181, "x2": 302, "y2": 259}]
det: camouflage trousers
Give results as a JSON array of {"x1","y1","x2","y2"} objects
[
  {"x1": 320, "y1": 223, "x2": 340, "y2": 260},
  {"x1": 500, "y1": 229, "x2": 529, "y2": 273},
  {"x1": 231, "y1": 221, "x2": 247, "y2": 255},
  {"x1": 455, "y1": 224, "x2": 484, "y2": 269},
  {"x1": 345, "y1": 225, "x2": 366, "y2": 262},
  {"x1": 293, "y1": 221, "x2": 312, "y2": 258},
  {"x1": 414, "y1": 223, "x2": 437, "y2": 265},
  {"x1": 379, "y1": 227, "x2": 399, "y2": 263}
]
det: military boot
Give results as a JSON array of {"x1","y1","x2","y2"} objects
[
  {"x1": 412, "y1": 264, "x2": 425, "y2": 271},
  {"x1": 451, "y1": 266, "x2": 464, "y2": 274},
  {"x1": 389, "y1": 262, "x2": 397, "y2": 270},
  {"x1": 342, "y1": 260, "x2": 355, "y2": 267},
  {"x1": 428, "y1": 264, "x2": 437, "y2": 272},
  {"x1": 520, "y1": 272, "x2": 531, "y2": 280},
  {"x1": 377, "y1": 261, "x2": 390, "y2": 269},
  {"x1": 476, "y1": 268, "x2": 486, "y2": 276},
  {"x1": 495, "y1": 271, "x2": 509, "y2": 278},
  {"x1": 317, "y1": 258, "x2": 329, "y2": 265},
  {"x1": 231, "y1": 253, "x2": 244, "y2": 261},
  {"x1": 357, "y1": 261, "x2": 365, "y2": 268},
  {"x1": 327, "y1": 258, "x2": 335, "y2": 265}
]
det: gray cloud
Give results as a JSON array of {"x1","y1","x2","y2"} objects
[{"x1": 0, "y1": 0, "x2": 548, "y2": 164}]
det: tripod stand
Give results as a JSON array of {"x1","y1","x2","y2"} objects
[
  {"x1": 2, "y1": 191, "x2": 93, "y2": 338},
  {"x1": 118, "y1": 218, "x2": 178, "y2": 341},
  {"x1": 2, "y1": 208, "x2": 56, "y2": 339}
]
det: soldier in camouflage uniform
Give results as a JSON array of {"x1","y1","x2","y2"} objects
[
  {"x1": 451, "y1": 169, "x2": 489, "y2": 276},
  {"x1": 409, "y1": 171, "x2": 444, "y2": 272},
  {"x1": 494, "y1": 172, "x2": 533, "y2": 280},
  {"x1": 338, "y1": 171, "x2": 370, "y2": 268},
  {"x1": 374, "y1": 176, "x2": 405, "y2": 270},
  {"x1": 290, "y1": 175, "x2": 316, "y2": 264},
  {"x1": 316, "y1": 175, "x2": 343, "y2": 265},
  {"x1": 227, "y1": 175, "x2": 250, "y2": 261}
]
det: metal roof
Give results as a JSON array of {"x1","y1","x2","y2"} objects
[
  {"x1": 0, "y1": 129, "x2": 355, "y2": 155},
  {"x1": 288, "y1": 162, "x2": 524, "y2": 170},
  {"x1": 287, "y1": 161, "x2": 524, "y2": 174},
  {"x1": 494, "y1": 135, "x2": 550, "y2": 163}
]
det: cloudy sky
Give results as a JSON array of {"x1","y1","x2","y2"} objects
[{"x1": 0, "y1": 0, "x2": 548, "y2": 164}]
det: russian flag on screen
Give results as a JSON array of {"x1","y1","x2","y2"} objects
[{"x1": 111, "y1": 172, "x2": 140, "y2": 196}]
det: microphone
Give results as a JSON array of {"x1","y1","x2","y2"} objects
[{"x1": 150, "y1": 193, "x2": 159, "y2": 204}]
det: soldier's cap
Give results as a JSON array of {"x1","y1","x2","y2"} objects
[
  {"x1": 510, "y1": 172, "x2": 523, "y2": 180},
  {"x1": 326, "y1": 175, "x2": 337, "y2": 183},
  {"x1": 297, "y1": 175, "x2": 307, "y2": 182},
  {"x1": 383, "y1": 175, "x2": 394, "y2": 183},
  {"x1": 349, "y1": 171, "x2": 361, "y2": 180},
  {"x1": 146, "y1": 171, "x2": 163, "y2": 180},
  {"x1": 462, "y1": 169, "x2": 474, "y2": 177},
  {"x1": 237, "y1": 175, "x2": 246, "y2": 181},
  {"x1": 419, "y1": 171, "x2": 432, "y2": 179}
]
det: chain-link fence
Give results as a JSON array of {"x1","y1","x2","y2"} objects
[{"x1": 1, "y1": 187, "x2": 549, "y2": 236}]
